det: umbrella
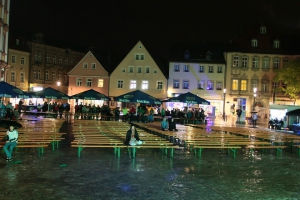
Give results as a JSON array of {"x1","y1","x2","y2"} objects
[
  {"x1": 113, "y1": 90, "x2": 162, "y2": 105},
  {"x1": 31, "y1": 87, "x2": 69, "y2": 99},
  {"x1": 0, "y1": 81, "x2": 30, "y2": 98},
  {"x1": 166, "y1": 92, "x2": 210, "y2": 105},
  {"x1": 70, "y1": 89, "x2": 110, "y2": 100}
]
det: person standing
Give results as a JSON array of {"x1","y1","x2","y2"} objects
[
  {"x1": 129, "y1": 105, "x2": 136, "y2": 123},
  {"x1": 253, "y1": 113, "x2": 258, "y2": 127},
  {"x1": 3, "y1": 126, "x2": 18, "y2": 162}
]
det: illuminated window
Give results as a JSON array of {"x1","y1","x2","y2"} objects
[
  {"x1": 198, "y1": 80, "x2": 205, "y2": 89},
  {"x1": 207, "y1": 80, "x2": 213, "y2": 90},
  {"x1": 232, "y1": 79, "x2": 239, "y2": 90},
  {"x1": 130, "y1": 80, "x2": 137, "y2": 89},
  {"x1": 241, "y1": 80, "x2": 247, "y2": 91},
  {"x1": 142, "y1": 80, "x2": 148, "y2": 89},
  {"x1": 98, "y1": 79, "x2": 104, "y2": 87}
]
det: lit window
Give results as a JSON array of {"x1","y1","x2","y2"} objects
[
  {"x1": 241, "y1": 80, "x2": 247, "y2": 91},
  {"x1": 157, "y1": 81, "x2": 163, "y2": 89},
  {"x1": 173, "y1": 80, "x2": 180, "y2": 88},
  {"x1": 130, "y1": 80, "x2": 137, "y2": 89},
  {"x1": 207, "y1": 80, "x2": 213, "y2": 90},
  {"x1": 117, "y1": 80, "x2": 123, "y2": 88},
  {"x1": 142, "y1": 81, "x2": 148, "y2": 89},
  {"x1": 232, "y1": 79, "x2": 239, "y2": 90},
  {"x1": 198, "y1": 80, "x2": 205, "y2": 89},
  {"x1": 76, "y1": 78, "x2": 82, "y2": 86},
  {"x1": 86, "y1": 78, "x2": 92, "y2": 87},
  {"x1": 98, "y1": 79, "x2": 104, "y2": 87}
]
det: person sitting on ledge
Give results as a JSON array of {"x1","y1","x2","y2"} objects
[
  {"x1": 161, "y1": 117, "x2": 168, "y2": 131},
  {"x1": 169, "y1": 118, "x2": 178, "y2": 131},
  {"x1": 125, "y1": 124, "x2": 143, "y2": 146}
]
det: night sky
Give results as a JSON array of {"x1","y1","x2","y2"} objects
[{"x1": 10, "y1": 0, "x2": 300, "y2": 58}]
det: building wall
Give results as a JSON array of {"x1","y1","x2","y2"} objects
[
  {"x1": 0, "y1": 0, "x2": 10, "y2": 81},
  {"x1": 7, "y1": 49, "x2": 30, "y2": 91},
  {"x1": 109, "y1": 41, "x2": 167, "y2": 99}
]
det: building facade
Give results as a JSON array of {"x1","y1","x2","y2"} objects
[{"x1": 0, "y1": 0, "x2": 10, "y2": 81}]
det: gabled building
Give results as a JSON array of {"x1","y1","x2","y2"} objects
[
  {"x1": 224, "y1": 23, "x2": 300, "y2": 122},
  {"x1": 7, "y1": 35, "x2": 31, "y2": 91},
  {"x1": 68, "y1": 51, "x2": 109, "y2": 96},
  {"x1": 0, "y1": 0, "x2": 10, "y2": 81},
  {"x1": 168, "y1": 43, "x2": 227, "y2": 116},
  {"x1": 109, "y1": 41, "x2": 168, "y2": 102}
]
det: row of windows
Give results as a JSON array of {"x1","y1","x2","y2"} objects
[
  {"x1": 11, "y1": 55, "x2": 26, "y2": 64},
  {"x1": 172, "y1": 80, "x2": 223, "y2": 90},
  {"x1": 122, "y1": 66, "x2": 157, "y2": 74},
  {"x1": 231, "y1": 79, "x2": 279, "y2": 92},
  {"x1": 9, "y1": 72, "x2": 25, "y2": 82},
  {"x1": 117, "y1": 80, "x2": 163, "y2": 90},
  {"x1": 173, "y1": 64, "x2": 223, "y2": 73},
  {"x1": 233, "y1": 56, "x2": 287, "y2": 69},
  {"x1": 30, "y1": 70, "x2": 68, "y2": 82},
  {"x1": 83, "y1": 63, "x2": 96, "y2": 69},
  {"x1": 76, "y1": 78, "x2": 104, "y2": 87},
  {"x1": 135, "y1": 53, "x2": 145, "y2": 60},
  {"x1": 34, "y1": 52, "x2": 73, "y2": 66},
  {"x1": 251, "y1": 39, "x2": 280, "y2": 48}
]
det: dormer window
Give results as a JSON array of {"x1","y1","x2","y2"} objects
[
  {"x1": 206, "y1": 55, "x2": 211, "y2": 60},
  {"x1": 273, "y1": 40, "x2": 280, "y2": 48},
  {"x1": 16, "y1": 39, "x2": 19, "y2": 45},
  {"x1": 251, "y1": 39, "x2": 258, "y2": 47},
  {"x1": 260, "y1": 26, "x2": 267, "y2": 34},
  {"x1": 184, "y1": 50, "x2": 190, "y2": 59}
]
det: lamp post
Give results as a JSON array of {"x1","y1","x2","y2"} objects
[
  {"x1": 223, "y1": 88, "x2": 226, "y2": 121},
  {"x1": 253, "y1": 87, "x2": 257, "y2": 111},
  {"x1": 57, "y1": 81, "x2": 61, "y2": 91}
]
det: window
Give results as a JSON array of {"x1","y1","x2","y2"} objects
[
  {"x1": 10, "y1": 72, "x2": 15, "y2": 82},
  {"x1": 157, "y1": 81, "x2": 163, "y2": 89},
  {"x1": 46, "y1": 54, "x2": 50, "y2": 63},
  {"x1": 65, "y1": 59, "x2": 68, "y2": 66},
  {"x1": 263, "y1": 57, "x2": 269, "y2": 68},
  {"x1": 142, "y1": 80, "x2": 148, "y2": 89},
  {"x1": 184, "y1": 65, "x2": 189, "y2": 72},
  {"x1": 52, "y1": 71, "x2": 56, "y2": 80},
  {"x1": 273, "y1": 40, "x2": 280, "y2": 48},
  {"x1": 20, "y1": 57, "x2": 25, "y2": 64},
  {"x1": 241, "y1": 80, "x2": 247, "y2": 91},
  {"x1": 242, "y1": 57, "x2": 248, "y2": 68},
  {"x1": 206, "y1": 55, "x2": 211, "y2": 60},
  {"x1": 137, "y1": 67, "x2": 142, "y2": 73},
  {"x1": 91, "y1": 63, "x2": 96, "y2": 69},
  {"x1": 52, "y1": 56, "x2": 56, "y2": 64},
  {"x1": 130, "y1": 80, "x2": 137, "y2": 89},
  {"x1": 153, "y1": 69, "x2": 157, "y2": 74},
  {"x1": 251, "y1": 39, "x2": 258, "y2": 47},
  {"x1": 262, "y1": 80, "x2": 268, "y2": 91},
  {"x1": 207, "y1": 80, "x2": 213, "y2": 90},
  {"x1": 183, "y1": 80, "x2": 189, "y2": 89},
  {"x1": 117, "y1": 80, "x2": 123, "y2": 88},
  {"x1": 58, "y1": 72, "x2": 61, "y2": 80},
  {"x1": 20, "y1": 73, "x2": 24, "y2": 82},
  {"x1": 252, "y1": 57, "x2": 259, "y2": 68},
  {"x1": 145, "y1": 67, "x2": 150, "y2": 73},
  {"x1": 174, "y1": 64, "x2": 180, "y2": 72},
  {"x1": 135, "y1": 54, "x2": 144, "y2": 60},
  {"x1": 76, "y1": 78, "x2": 82, "y2": 86},
  {"x1": 83, "y1": 63, "x2": 88, "y2": 69},
  {"x1": 38, "y1": 53, "x2": 41, "y2": 62},
  {"x1": 98, "y1": 79, "x2": 104, "y2": 87},
  {"x1": 260, "y1": 26, "x2": 267, "y2": 34},
  {"x1": 199, "y1": 66, "x2": 204, "y2": 73},
  {"x1": 283, "y1": 59, "x2": 288, "y2": 67},
  {"x1": 86, "y1": 78, "x2": 92, "y2": 87},
  {"x1": 45, "y1": 70, "x2": 49, "y2": 80},
  {"x1": 11, "y1": 55, "x2": 16, "y2": 63},
  {"x1": 16, "y1": 39, "x2": 19, "y2": 45},
  {"x1": 208, "y1": 66, "x2": 213, "y2": 73},
  {"x1": 232, "y1": 79, "x2": 239, "y2": 90},
  {"x1": 273, "y1": 58, "x2": 279, "y2": 69},
  {"x1": 140, "y1": 55, "x2": 144, "y2": 60},
  {"x1": 129, "y1": 66, "x2": 134, "y2": 73},
  {"x1": 272, "y1": 82, "x2": 278, "y2": 90},
  {"x1": 217, "y1": 66, "x2": 222, "y2": 73},
  {"x1": 34, "y1": 52, "x2": 37, "y2": 61},
  {"x1": 70, "y1": 60, "x2": 73, "y2": 66},
  {"x1": 252, "y1": 80, "x2": 258, "y2": 90},
  {"x1": 173, "y1": 80, "x2": 180, "y2": 88},
  {"x1": 135, "y1": 54, "x2": 139, "y2": 60},
  {"x1": 59, "y1": 57, "x2": 62, "y2": 65},
  {"x1": 33, "y1": 69, "x2": 37, "y2": 79},
  {"x1": 37, "y1": 70, "x2": 41, "y2": 79},
  {"x1": 198, "y1": 80, "x2": 205, "y2": 89},
  {"x1": 233, "y1": 56, "x2": 239, "y2": 67},
  {"x1": 122, "y1": 68, "x2": 126, "y2": 73},
  {"x1": 216, "y1": 81, "x2": 223, "y2": 90}
]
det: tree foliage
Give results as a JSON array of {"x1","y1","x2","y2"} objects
[{"x1": 274, "y1": 60, "x2": 300, "y2": 104}]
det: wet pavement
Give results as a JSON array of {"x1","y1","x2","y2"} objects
[{"x1": 0, "y1": 116, "x2": 300, "y2": 200}]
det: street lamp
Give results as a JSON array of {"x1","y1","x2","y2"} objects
[
  {"x1": 57, "y1": 81, "x2": 61, "y2": 91},
  {"x1": 223, "y1": 88, "x2": 226, "y2": 121},
  {"x1": 253, "y1": 87, "x2": 257, "y2": 111}
]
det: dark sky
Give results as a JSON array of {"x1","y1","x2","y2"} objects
[{"x1": 10, "y1": 0, "x2": 300, "y2": 58}]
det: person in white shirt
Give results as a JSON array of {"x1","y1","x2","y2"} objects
[{"x1": 3, "y1": 126, "x2": 18, "y2": 161}]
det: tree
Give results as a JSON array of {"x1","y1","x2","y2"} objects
[{"x1": 274, "y1": 60, "x2": 300, "y2": 105}]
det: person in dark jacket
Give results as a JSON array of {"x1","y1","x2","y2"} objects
[
  {"x1": 124, "y1": 125, "x2": 143, "y2": 146},
  {"x1": 169, "y1": 118, "x2": 178, "y2": 131}
]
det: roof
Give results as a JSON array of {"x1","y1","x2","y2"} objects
[{"x1": 8, "y1": 35, "x2": 31, "y2": 53}]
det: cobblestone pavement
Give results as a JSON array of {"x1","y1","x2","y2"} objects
[{"x1": 0, "y1": 117, "x2": 299, "y2": 200}]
